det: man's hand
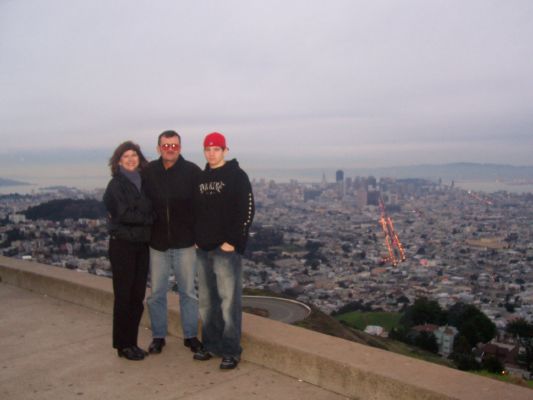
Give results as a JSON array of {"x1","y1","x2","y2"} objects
[{"x1": 220, "y1": 242, "x2": 235, "y2": 252}]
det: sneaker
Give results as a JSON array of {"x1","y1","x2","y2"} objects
[
  {"x1": 148, "y1": 338, "x2": 166, "y2": 354},
  {"x1": 220, "y1": 356, "x2": 239, "y2": 370},
  {"x1": 184, "y1": 337, "x2": 203, "y2": 353},
  {"x1": 193, "y1": 348, "x2": 213, "y2": 361}
]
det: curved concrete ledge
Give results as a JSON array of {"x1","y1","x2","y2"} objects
[
  {"x1": 1, "y1": 255, "x2": 531, "y2": 400},
  {"x1": 242, "y1": 295, "x2": 311, "y2": 323}
]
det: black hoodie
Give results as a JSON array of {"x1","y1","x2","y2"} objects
[{"x1": 194, "y1": 159, "x2": 254, "y2": 254}]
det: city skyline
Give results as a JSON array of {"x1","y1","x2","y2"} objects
[{"x1": 2, "y1": 1, "x2": 533, "y2": 171}]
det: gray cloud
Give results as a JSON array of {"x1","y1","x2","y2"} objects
[{"x1": 1, "y1": 0, "x2": 533, "y2": 168}]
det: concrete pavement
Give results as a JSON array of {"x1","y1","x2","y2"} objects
[{"x1": 0, "y1": 283, "x2": 346, "y2": 400}]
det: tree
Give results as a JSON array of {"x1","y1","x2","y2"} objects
[
  {"x1": 483, "y1": 356, "x2": 504, "y2": 374},
  {"x1": 305, "y1": 240, "x2": 322, "y2": 252},
  {"x1": 507, "y1": 318, "x2": 533, "y2": 372},
  {"x1": 451, "y1": 353, "x2": 481, "y2": 371},
  {"x1": 414, "y1": 331, "x2": 439, "y2": 353},
  {"x1": 451, "y1": 333, "x2": 482, "y2": 371},
  {"x1": 332, "y1": 300, "x2": 371, "y2": 316},
  {"x1": 447, "y1": 302, "x2": 496, "y2": 347},
  {"x1": 400, "y1": 297, "x2": 446, "y2": 327},
  {"x1": 505, "y1": 303, "x2": 515, "y2": 313},
  {"x1": 460, "y1": 316, "x2": 495, "y2": 347},
  {"x1": 2, "y1": 228, "x2": 24, "y2": 247},
  {"x1": 397, "y1": 295, "x2": 410, "y2": 305},
  {"x1": 507, "y1": 318, "x2": 533, "y2": 338},
  {"x1": 453, "y1": 334, "x2": 472, "y2": 355},
  {"x1": 389, "y1": 327, "x2": 409, "y2": 342},
  {"x1": 24, "y1": 199, "x2": 106, "y2": 221}
]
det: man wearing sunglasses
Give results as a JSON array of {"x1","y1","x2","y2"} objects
[{"x1": 142, "y1": 130, "x2": 203, "y2": 355}]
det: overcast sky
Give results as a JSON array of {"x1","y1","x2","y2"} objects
[{"x1": 1, "y1": 0, "x2": 533, "y2": 170}]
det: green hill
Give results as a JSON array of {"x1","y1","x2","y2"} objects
[
  {"x1": 335, "y1": 311, "x2": 402, "y2": 331},
  {"x1": 24, "y1": 199, "x2": 106, "y2": 221}
]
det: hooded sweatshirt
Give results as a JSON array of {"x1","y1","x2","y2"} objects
[{"x1": 194, "y1": 159, "x2": 255, "y2": 254}]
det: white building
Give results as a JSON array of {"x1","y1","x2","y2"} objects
[{"x1": 434, "y1": 325, "x2": 458, "y2": 357}]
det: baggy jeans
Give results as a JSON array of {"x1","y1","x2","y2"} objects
[
  {"x1": 147, "y1": 246, "x2": 199, "y2": 339},
  {"x1": 197, "y1": 247, "x2": 242, "y2": 358}
]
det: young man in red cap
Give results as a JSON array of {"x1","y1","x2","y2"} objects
[{"x1": 192, "y1": 132, "x2": 255, "y2": 370}]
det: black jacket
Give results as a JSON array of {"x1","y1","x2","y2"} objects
[
  {"x1": 142, "y1": 155, "x2": 201, "y2": 251},
  {"x1": 194, "y1": 159, "x2": 255, "y2": 254},
  {"x1": 103, "y1": 172, "x2": 153, "y2": 243}
]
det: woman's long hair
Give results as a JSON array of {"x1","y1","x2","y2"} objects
[{"x1": 108, "y1": 141, "x2": 148, "y2": 176}]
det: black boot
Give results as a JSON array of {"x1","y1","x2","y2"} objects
[
  {"x1": 184, "y1": 337, "x2": 203, "y2": 353},
  {"x1": 117, "y1": 347, "x2": 144, "y2": 361},
  {"x1": 148, "y1": 338, "x2": 166, "y2": 354}
]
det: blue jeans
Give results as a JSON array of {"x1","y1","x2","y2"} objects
[
  {"x1": 147, "y1": 246, "x2": 199, "y2": 339},
  {"x1": 197, "y1": 248, "x2": 242, "y2": 358}
]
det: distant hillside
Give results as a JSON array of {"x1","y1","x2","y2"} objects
[
  {"x1": 0, "y1": 177, "x2": 30, "y2": 187},
  {"x1": 24, "y1": 199, "x2": 106, "y2": 221},
  {"x1": 251, "y1": 162, "x2": 533, "y2": 183},
  {"x1": 366, "y1": 162, "x2": 533, "y2": 181}
]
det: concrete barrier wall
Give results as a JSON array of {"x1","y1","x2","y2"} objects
[{"x1": 1, "y1": 256, "x2": 531, "y2": 400}]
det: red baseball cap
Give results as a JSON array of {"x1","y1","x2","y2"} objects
[{"x1": 203, "y1": 132, "x2": 226, "y2": 148}]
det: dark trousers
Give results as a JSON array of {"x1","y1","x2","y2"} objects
[{"x1": 109, "y1": 238, "x2": 149, "y2": 349}]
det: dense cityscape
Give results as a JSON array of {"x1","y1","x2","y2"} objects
[
  {"x1": 249, "y1": 175, "x2": 533, "y2": 325},
  {"x1": 2, "y1": 176, "x2": 532, "y2": 322}
]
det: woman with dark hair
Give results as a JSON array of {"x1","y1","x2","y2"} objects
[{"x1": 103, "y1": 141, "x2": 153, "y2": 361}]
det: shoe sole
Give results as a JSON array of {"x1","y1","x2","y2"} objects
[
  {"x1": 220, "y1": 359, "x2": 239, "y2": 369},
  {"x1": 117, "y1": 352, "x2": 144, "y2": 361},
  {"x1": 220, "y1": 363, "x2": 238, "y2": 370},
  {"x1": 193, "y1": 354, "x2": 212, "y2": 361}
]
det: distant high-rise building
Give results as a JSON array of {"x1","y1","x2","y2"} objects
[
  {"x1": 335, "y1": 170, "x2": 345, "y2": 197},
  {"x1": 367, "y1": 176, "x2": 377, "y2": 189},
  {"x1": 345, "y1": 177, "x2": 353, "y2": 191},
  {"x1": 353, "y1": 176, "x2": 365, "y2": 190},
  {"x1": 336, "y1": 170, "x2": 344, "y2": 183},
  {"x1": 356, "y1": 188, "x2": 368, "y2": 208},
  {"x1": 367, "y1": 190, "x2": 380, "y2": 206}
]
